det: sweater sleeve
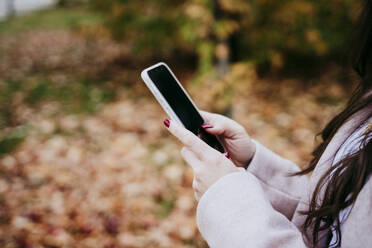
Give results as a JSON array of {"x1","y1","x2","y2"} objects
[
  {"x1": 196, "y1": 172, "x2": 308, "y2": 248},
  {"x1": 246, "y1": 140, "x2": 309, "y2": 219}
]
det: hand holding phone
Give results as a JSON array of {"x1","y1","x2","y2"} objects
[{"x1": 141, "y1": 62, "x2": 225, "y2": 153}]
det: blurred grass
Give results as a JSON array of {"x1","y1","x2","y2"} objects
[
  {"x1": 156, "y1": 198, "x2": 175, "y2": 219},
  {"x1": 0, "y1": 127, "x2": 27, "y2": 156},
  {"x1": 24, "y1": 78, "x2": 114, "y2": 113},
  {"x1": 0, "y1": 7, "x2": 113, "y2": 156},
  {"x1": 0, "y1": 7, "x2": 104, "y2": 37},
  {"x1": 0, "y1": 76, "x2": 115, "y2": 155}
]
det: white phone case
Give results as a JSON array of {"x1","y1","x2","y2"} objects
[{"x1": 140, "y1": 62, "x2": 202, "y2": 128}]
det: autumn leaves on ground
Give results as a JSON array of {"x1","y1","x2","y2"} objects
[{"x1": 0, "y1": 6, "x2": 354, "y2": 248}]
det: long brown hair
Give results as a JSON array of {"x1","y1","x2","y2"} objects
[{"x1": 296, "y1": 1, "x2": 372, "y2": 246}]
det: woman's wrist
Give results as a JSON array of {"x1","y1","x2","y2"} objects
[{"x1": 243, "y1": 140, "x2": 257, "y2": 169}]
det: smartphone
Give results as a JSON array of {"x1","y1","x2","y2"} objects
[{"x1": 141, "y1": 62, "x2": 225, "y2": 153}]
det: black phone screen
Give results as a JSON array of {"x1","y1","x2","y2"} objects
[{"x1": 147, "y1": 64, "x2": 225, "y2": 153}]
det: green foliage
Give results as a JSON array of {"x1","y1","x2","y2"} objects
[
  {"x1": 90, "y1": 0, "x2": 185, "y2": 56},
  {"x1": 237, "y1": 0, "x2": 357, "y2": 68},
  {"x1": 0, "y1": 128, "x2": 27, "y2": 156},
  {"x1": 0, "y1": 7, "x2": 104, "y2": 37},
  {"x1": 91, "y1": 0, "x2": 358, "y2": 73}
]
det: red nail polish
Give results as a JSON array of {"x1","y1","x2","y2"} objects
[
  {"x1": 225, "y1": 152, "x2": 230, "y2": 159},
  {"x1": 201, "y1": 124, "x2": 213, "y2": 129},
  {"x1": 164, "y1": 119, "x2": 170, "y2": 128}
]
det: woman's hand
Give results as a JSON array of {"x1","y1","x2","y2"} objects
[
  {"x1": 199, "y1": 111, "x2": 256, "y2": 168},
  {"x1": 164, "y1": 119, "x2": 245, "y2": 201}
]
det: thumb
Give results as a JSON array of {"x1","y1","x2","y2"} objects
[
  {"x1": 199, "y1": 110, "x2": 237, "y2": 137},
  {"x1": 200, "y1": 123, "x2": 225, "y2": 136}
]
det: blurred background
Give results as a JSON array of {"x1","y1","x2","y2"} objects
[{"x1": 0, "y1": 0, "x2": 361, "y2": 247}]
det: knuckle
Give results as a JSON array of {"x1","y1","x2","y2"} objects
[
  {"x1": 195, "y1": 176, "x2": 202, "y2": 184},
  {"x1": 205, "y1": 156, "x2": 217, "y2": 166},
  {"x1": 193, "y1": 167, "x2": 202, "y2": 176},
  {"x1": 192, "y1": 180, "x2": 200, "y2": 192},
  {"x1": 183, "y1": 132, "x2": 194, "y2": 145},
  {"x1": 196, "y1": 191, "x2": 201, "y2": 201},
  {"x1": 180, "y1": 147, "x2": 188, "y2": 156},
  {"x1": 194, "y1": 191, "x2": 199, "y2": 200},
  {"x1": 212, "y1": 154, "x2": 226, "y2": 167},
  {"x1": 235, "y1": 124, "x2": 246, "y2": 134},
  {"x1": 193, "y1": 188, "x2": 200, "y2": 194},
  {"x1": 192, "y1": 183, "x2": 197, "y2": 190}
]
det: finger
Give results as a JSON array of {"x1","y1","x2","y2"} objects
[
  {"x1": 167, "y1": 119, "x2": 213, "y2": 160},
  {"x1": 192, "y1": 178, "x2": 200, "y2": 193},
  {"x1": 194, "y1": 191, "x2": 200, "y2": 201},
  {"x1": 199, "y1": 111, "x2": 230, "y2": 136},
  {"x1": 200, "y1": 110, "x2": 243, "y2": 138},
  {"x1": 199, "y1": 110, "x2": 217, "y2": 123},
  {"x1": 199, "y1": 110, "x2": 223, "y2": 128},
  {"x1": 181, "y1": 147, "x2": 203, "y2": 171}
]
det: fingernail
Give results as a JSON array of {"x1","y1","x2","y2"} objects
[
  {"x1": 163, "y1": 119, "x2": 170, "y2": 128},
  {"x1": 225, "y1": 152, "x2": 230, "y2": 159},
  {"x1": 201, "y1": 124, "x2": 213, "y2": 129}
]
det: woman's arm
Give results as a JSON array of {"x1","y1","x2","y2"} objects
[
  {"x1": 199, "y1": 111, "x2": 310, "y2": 219},
  {"x1": 246, "y1": 140, "x2": 309, "y2": 220},
  {"x1": 164, "y1": 118, "x2": 310, "y2": 246},
  {"x1": 197, "y1": 171, "x2": 309, "y2": 248}
]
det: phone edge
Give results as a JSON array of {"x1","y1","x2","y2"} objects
[
  {"x1": 141, "y1": 62, "x2": 204, "y2": 118},
  {"x1": 141, "y1": 65, "x2": 184, "y2": 126},
  {"x1": 141, "y1": 62, "x2": 226, "y2": 153}
]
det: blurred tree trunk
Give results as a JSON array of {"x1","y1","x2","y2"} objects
[
  {"x1": 213, "y1": 0, "x2": 231, "y2": 77},
  {"x1": 6, "y1": 0, "x2": 15, "y2": 18},
  {"x1": 215, "y1": 38, "x2": 230, "y2": 76},
  {"x1": 212, "y1": 0, "x2": 233, "y2": 116},
  {"x1": 57, "y1": 0, "x2": 82, "y2": 7}
]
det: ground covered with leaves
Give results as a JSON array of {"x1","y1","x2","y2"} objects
[{"x1": 0, "y1": 7, "x2": 353, "y2": 248}]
